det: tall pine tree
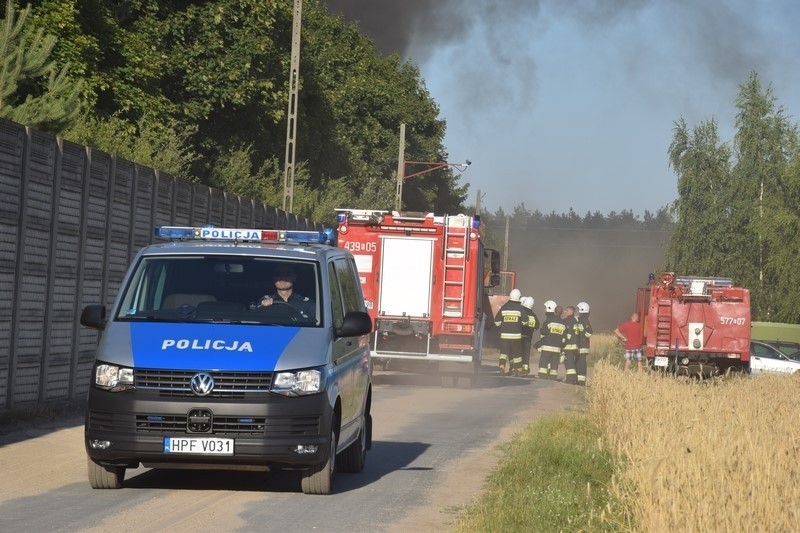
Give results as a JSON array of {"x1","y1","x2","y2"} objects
[{"x1": 0, "y1": 0, "x2": 82, "y2": 132}]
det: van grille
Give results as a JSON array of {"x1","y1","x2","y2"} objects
[
  {"x1": 135, "y1": 369, "x2": 273, "y2": 398},
  {"x1": 133, "y1": 414, "x2": 321, "y2": 436},
  {"x1": 88, "y1": 411, "x2": 320, "y2": 437}
]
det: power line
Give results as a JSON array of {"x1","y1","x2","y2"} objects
[{"x1": 501, "y1": 224, "x2": 672, "y2": 234}]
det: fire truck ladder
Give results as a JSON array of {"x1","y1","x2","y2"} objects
[
  {"x1": 442, "y1": 215, "x2": 470, "y2": 318},
  {"x1": 655, "y1": 299, "x2": 673, "y2": 351}
]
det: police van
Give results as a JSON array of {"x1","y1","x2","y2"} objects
[{"x1": 80, "y1": 226, "x2": 373, "y2": 494}]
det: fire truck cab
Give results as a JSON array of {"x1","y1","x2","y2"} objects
[
  {"x1": 637, "y1": 272, "x2": 751, "y2": 377},
  {"x1": 336, "y1": 209, "x2": 500, "y2": 387}
]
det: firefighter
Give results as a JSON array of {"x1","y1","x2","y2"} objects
[
  {"x1": 494, "y1": 289, "x2": 529, "y2": 376},
  {"x1": 519, "y1": 296, "x2": 539, "y2": 376},
  {"x1": 562, "y1": 305, "x2": 579, "y2": 384},
  {"x1": 575, "y1": 302, "x2": 593, "y2": 386},
  {"x1": 534, "y1": 300, "x2": 567, "y2": 379},
  {"x1": 554, "y1": 304, "x2": 566, "y2": 377}
]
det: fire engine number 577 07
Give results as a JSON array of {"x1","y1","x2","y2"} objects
[{"x1": 342, "y1": 241, "x2": 377, "y2": 253}]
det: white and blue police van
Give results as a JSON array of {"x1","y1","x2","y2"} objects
[{"x1": 80, "y1": 226, "x2": 373, "y2": 494}]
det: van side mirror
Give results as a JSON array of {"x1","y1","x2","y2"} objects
[
  {"x1": 80, "y1": 304, "x2": 107, "y2": 330},
  {"x1": 336, "y1": 311, "x2": 373, "y2": 338}
]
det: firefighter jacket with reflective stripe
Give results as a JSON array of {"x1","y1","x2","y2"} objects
[
  {"x1": 522, "y1": 311, "x2": 540, "y2": 340},
  {"x1": 494, "y1": 300, "x2": 531, "y2": 340},
  {"x1": 535, "y1": 313, "x2": 568, "y2": 353},
  {"x1": 564, "y1": 316, "x2": 579, "y2": 351},
  {"x1": 576, "y1": 316, "x2": 593, "y2": 354}
]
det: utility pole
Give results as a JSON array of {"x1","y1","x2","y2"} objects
[
  {"x1": 282, "y1": 0, "x2": 302, "y2": 213},
  {"x1": 475, "y1": 189, "x2": 485, "y2": 215},
  {"x1": 394, "y1": 123, "x2": 469, "y2": 212},
  {"x1": 394, "y1": 123, "x2": 406, "y2": 212}
]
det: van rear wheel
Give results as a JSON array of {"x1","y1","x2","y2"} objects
[
  {"x1": 301, "y1": 426, "x2": 337, "y2": 495},
  {"x1": 87, "y1": 457, "x2": 125, "y2": 489}
]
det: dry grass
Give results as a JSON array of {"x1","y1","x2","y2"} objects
[
  {"x1": 589, "y1": 361, "x2": 800, "y2": 531},
  {"x1": 588, "y1": 333, "x2": 624, "y2": 368}
]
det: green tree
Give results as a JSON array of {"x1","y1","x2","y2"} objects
[
  {"x1": 27, "y1": 0, "x2": 126, "y2": 113},
  {"x1": 734, "y1": 72, "x2": 798, "y2": 319},
  {"x1": 63, "y1": 112, "x2": 197, "y2": 180},
  {"x1": 665, "y1": 72, "x2": 800, "y2": 321},
  {"x1": 20, "y1": 0, "x2": 468, "y2": 221},
  {"x1": 759, "y1": 147, "x2": 800, "y2": 322},
  {"x1": 98, "y1": 0, "x2": 464, "y2": 216},
  {"x1": 0, "y1": 0, "x2": 82, "y2": 131},
  {"x1": 665, "y1": 117, "x2": 733, "y2": 276}
]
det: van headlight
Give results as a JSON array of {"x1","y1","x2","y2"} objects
[
  {"x1": 94, "y1": 364, "x2": 134, "y2": 392},
  {"x1": 272, "y1": 369, "x2": 323, "y2": 396}
]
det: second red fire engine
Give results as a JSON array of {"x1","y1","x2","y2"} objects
[{"x1": 637, "y1": 272, "x2": 751, "y2": 377}]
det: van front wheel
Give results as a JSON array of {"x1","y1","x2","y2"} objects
[
  {"x1": 87, "y1": 457, "x2": 125, "y2": 489},
  {"x1": 337, "y1": 421, "x2": 366, "y2": 473},
  {"x1": 301, "y1": 426, "x2": 337, "y2": 495}
]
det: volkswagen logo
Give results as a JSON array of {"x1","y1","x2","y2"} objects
[{"x1": 190, "y1": 373, "x2": 215, "y2": 396}]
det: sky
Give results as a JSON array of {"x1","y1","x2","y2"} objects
[{"x1": 324, "y1": 0, "x2": 800, "y2": 217}]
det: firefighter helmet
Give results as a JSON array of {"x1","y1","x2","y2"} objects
[
  {"x1": 577, "y1": 302, "x2": 590, "y2": 314},
  {"x1": 521, "y1": 296, "x2": 534, "y2": 310},
  {"x1": 509, "y1": 289, "x2": 521, "y2": 301},
  {"x1": 544, "y1": 300, "x2": 557, "y2": 313}
]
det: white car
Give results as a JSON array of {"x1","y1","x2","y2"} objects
[{"x1": 749, "y1": 340, "x2": 800, "y2": 375}]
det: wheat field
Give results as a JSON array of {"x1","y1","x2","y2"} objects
[{"x1": 588, "y1": 360, "x2": 800, "y2": 531}]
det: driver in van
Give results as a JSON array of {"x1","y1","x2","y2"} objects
[{"x1": 257, "y1": 265, "x2": 316, "y2": 320}]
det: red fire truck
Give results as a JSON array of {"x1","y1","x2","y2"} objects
[
  {"x1": 637, "y1": 272, "x2": 751, "y2": 377},
  {"x1": 336, "y1": 209, "x2": 500, "y2": 387}
]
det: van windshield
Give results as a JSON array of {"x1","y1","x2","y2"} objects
[{"x1": 115, "y1": 255, "x2": 321, "y2": 327}]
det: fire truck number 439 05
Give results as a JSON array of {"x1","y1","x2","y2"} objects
[{"x1": 342, "y1": 241, "x2": 377, "y2": 253}]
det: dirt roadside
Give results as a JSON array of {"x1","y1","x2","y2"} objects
[{"x1": 388, "y1": 357, "x2": 588, "y2": 532}]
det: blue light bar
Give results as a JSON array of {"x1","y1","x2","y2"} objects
[
  {"x1": 154, "y1": 226, "x2": 195, "y2": 239},
  {"x1": 282, "y1": 230, "x2": 331, "y2": 244},
  {"x1": 154, "y1": 226, "x2": 333, "y2": 244}
]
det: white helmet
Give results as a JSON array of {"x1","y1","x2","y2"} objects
[
  {"x1": 544, "y1": 300, "x2": 557, "y2": 313},
  {"x1": 521, "y1": 296, "x2": 534, "y2": 310},
  {"x1": 577, "y1": 302, "x2": 590, "y2": 314},
  {"x1": 509, "y1": 289, "x2": 521, "y2": 301}
]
